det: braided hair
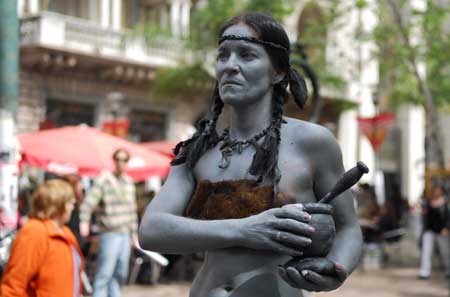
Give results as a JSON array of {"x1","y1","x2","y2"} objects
[{"x1": 172, "y1": 12, "x2": 307, "y2": 184}]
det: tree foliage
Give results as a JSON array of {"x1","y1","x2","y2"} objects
[
  {"x1": 136, "y1": 0, "x2": 296, "y2": 97},
  {"x1": 373, "y1": 0, "x2": 449, "y2": 167},
  {"x1": 375, "y1": 0, "x2": 450, "y2": 109},
  {"x1": 293, "y1": 0, "x2": 346, "y2": 91}
]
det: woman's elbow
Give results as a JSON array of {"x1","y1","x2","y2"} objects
[{"x1": 138, "y1": 217, "x2": 158, "y2": 250}]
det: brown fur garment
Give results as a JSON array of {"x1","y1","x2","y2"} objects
[{"x1": 184, "y1": 179, "x2": 297, "y2": 220}]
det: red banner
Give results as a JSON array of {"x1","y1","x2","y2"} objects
[
  {"x1": 357, "y1": 113, "x2": 395, "y2": 152},
  {"x1": 102, "y1": 119, "x2": 129, "y2": 138}
]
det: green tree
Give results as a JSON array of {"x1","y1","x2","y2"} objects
[
  {"x1": 294, "y1": 0, "x2": 346, "y2": 92},
  {"x1": 137, "y1": 0, "x2": 352, "y2": 104},
  {"x1": 374, "y1": 0, "x2": 449, "y2": 168},
  {"x1": 138, "y1": 0, "x2": 297, "y2": 98}
]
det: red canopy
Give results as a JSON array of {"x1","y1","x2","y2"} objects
[
  {"x1": 142, "y1": 141, "x2": 178, "y2": 158},
  {"x1": 18, "y1": 126, "x2": 171, "y2": 181}
]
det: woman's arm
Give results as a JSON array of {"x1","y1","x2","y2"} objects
[
  {"x1": 297, "y1": 123, "x2": 363, "y2": 271},
  {"x1": 139, "y1": 163, "x2": 322, "y2": 255},
  {"x1": 279, "y1": 124, "x2": 363, "y2": 292},
  {"x1": 312, "y1": 132, "x2": 363, "y2": 272}
]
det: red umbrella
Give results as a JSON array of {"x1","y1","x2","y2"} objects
[
  {"x1": 141, "y1": 141, "x2": 178, "y2": 158},
  {"x1": 18, "y1": 126, "x2": 171, "y2": 181}
]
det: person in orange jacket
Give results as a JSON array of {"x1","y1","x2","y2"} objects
[{"x1": 1, "y1": 179, "x2": 84, "y2": 297}]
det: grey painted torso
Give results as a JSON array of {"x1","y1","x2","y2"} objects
[{"x1": 190, "y1": 117, "x2": 316, "y2": 297}]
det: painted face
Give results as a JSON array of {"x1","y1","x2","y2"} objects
[{"x1": 216, "y1": 24, "x2": 277, "y2": 106}]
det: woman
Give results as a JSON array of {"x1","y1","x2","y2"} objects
[
  {"x1": 139, "y1": 12, "x2": 362, "y2": 296},
  {"x1": 1, "y1": 179, "x2": 84, "y2": 297},
  {"x1": 418, "y1": 186, "x2": 449, "y2": 279}
]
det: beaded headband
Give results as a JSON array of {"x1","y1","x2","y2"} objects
[{"x1": 218, "y1": 35, "x2": 290, "y2": 54}]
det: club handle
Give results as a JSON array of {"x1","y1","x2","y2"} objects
[{"x1": 318, "y1": 161, "x2": 369, "y2": 204}]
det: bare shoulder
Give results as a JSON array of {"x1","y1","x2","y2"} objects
[{"x1": 283, "y1": 117, "x2": 339, "y2": 155}]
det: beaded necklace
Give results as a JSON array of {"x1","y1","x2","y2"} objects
[{"x1": 218, "y1": 123, "x2": 273, "y2": 169}]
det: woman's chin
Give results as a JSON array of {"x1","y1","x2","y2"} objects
[
  {"x1": 221, "y1": 96, "x2": 241, "y2": 106},
  {"x1": 221, "y1": 95, "x2": 257, "y2": 107}
]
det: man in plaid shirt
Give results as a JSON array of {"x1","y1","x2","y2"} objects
[{"x1": 80, "y1": 148, "x2": 138, "y2": 297}]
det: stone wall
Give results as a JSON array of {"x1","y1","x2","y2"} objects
[{"x1": 17, "y1": 68, "x2": 205, "y2": 141}]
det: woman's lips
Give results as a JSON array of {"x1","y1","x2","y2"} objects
[{"x1": 222, "y1": 80, "x2": 242, "y2": 87}]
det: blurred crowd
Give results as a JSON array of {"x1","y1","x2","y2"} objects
[
  {"x1": 0, "y1": 159, "x2": 449, "y2": 296},
  {"x1": 0, "y1": 148, "x2": 160, "y2": 297},
  {"x1": 354, "y1": 181, "x2": 449, "y2": 279}
]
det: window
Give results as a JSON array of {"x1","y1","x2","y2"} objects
[
  {"x1": 128, "y1": 109, "x2": 167, "y2": 142},
  {"x1": 45, "y1": 99, "x2": 95, "y2": 128}
]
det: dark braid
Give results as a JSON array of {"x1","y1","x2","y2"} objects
[
  {"x1": 171, "y1": 84, "x2": 223, "y2": 168},
  {"x1": 248, "y1": 82, "x2": 286, "y2": 184},
  {"x1": 209, "y1": 85, "x2": 224, "y2": 134}
]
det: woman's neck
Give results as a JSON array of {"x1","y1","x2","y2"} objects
[
  {"x1": 52, "y1": 219, "x2": 64, "y2": 230},
  {"x1": 229, "y1": 93, "x2": 273, "y2": 140}
]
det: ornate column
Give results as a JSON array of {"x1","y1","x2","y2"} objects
[
  {"x1": 111, "y1": 0, "x2": 121, "y2": 30},
  {"x1": 28, "y1": 0, "x2": 39, "y2": 14},
  {"x1": 399, "y1": 0, "x2": 426, "y2": 206},
  {"x1": 170, "y1": 0, "x2": 181, "y2": 37},
  {"x1": 180, "y1": 0, "x2": 191, "y2": 37},
  {"x1": 100, "y1": 0, "x2": 110, "y2": 28},
  {"x1": 17, "y1": 0, "x2": 24, "y2": 17},
  {"x1": 399, "y1": 104, "x2": 425, "y2": 206}
]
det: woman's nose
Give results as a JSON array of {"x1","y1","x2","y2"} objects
[{"x1": 223, "y1": 54, "x2": 240, "y2": 73}]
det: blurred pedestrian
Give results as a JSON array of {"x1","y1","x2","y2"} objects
[
  {"x1": 418, "y1": 185, "x2": 449, "y2": 279},
  {"x1": 63, "y1": 174, "x2": 85, "y2": 250},
  {"x1": 80, "y1": 148, "x2": 138, "y2": 297},
  {"x1": 1, "y1": 179, "x2": 83, "y2": 297}
]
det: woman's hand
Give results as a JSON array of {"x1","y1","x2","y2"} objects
[
  {"x1": 278, "y1": 257, "x2": 347, "y2": 292},
  {"x1": 236, "y1": 203, "x2": 333, "y2": 257}
]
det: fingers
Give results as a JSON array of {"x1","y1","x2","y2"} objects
[
  {"x1": 300, "y1": 269, "x2": 341, "y2": 291},
  {"x1": 272, "y1": 203, "x2": 333, "y2": 221},
  {"x1": 286, "y1": 267, "x2": 318, "y2": 292},
  {"x1": 270, "y1": 218, "x2": 315, "y2": 237},
  {"x1": 270, "y1": 230, "x2": 312, "y2": 248},
  {"x1": 334, "y1": 262, "x2": 348, "y2": 282},
  {"x1": 286, "y1": 267, "x2": 303, "y2": 283},
  {"x1": 300, "y1": 269, "x2": 326, "y2": 286},
  {"x1": 278, "y1": 266, "x2": 298, "y2": 288},
  {"x1": 268, "y1": 239, "x2": 304, "y2": 257},
  {"x1": 273, "y1": 204, "x2": 312, "y2": 222},
  {"x1": 302, "y1": 203, "x2": 333, "y2": 215},
  {"x1": 290, "y1": 258, "x2": 335, "y2": 274}
]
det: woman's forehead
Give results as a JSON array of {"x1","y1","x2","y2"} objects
[{"x1": 221, "y1": 23, "x2": 257, "y2": 39}]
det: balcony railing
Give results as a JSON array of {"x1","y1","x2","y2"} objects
[{"x1": 19, "y1": 11, "x2": 191, "y2": 67}]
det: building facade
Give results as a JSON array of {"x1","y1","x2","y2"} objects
[
  {"x1": 16, "y1": 0, "x2": 445, "y2": 205},
  {"x1": 18, "y1": 0, "x2": 199, "y2": 142}
]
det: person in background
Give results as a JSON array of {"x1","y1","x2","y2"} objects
[
  {"x1": 80, "y1": 148, "x2": 138, "y2": 297},
  {"x1": 63, "y1": 174, "x2": 85, "y2": 250},
  {"x1": 1, "y1": 179, "x2": 83, "y2": 297},
  {"x1": 418, "y1": 185, "x2": 449, "y2": 279}
]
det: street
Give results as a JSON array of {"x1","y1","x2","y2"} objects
[{"x1": 122, "y1": 267, "x2": 449, "y2": 297}]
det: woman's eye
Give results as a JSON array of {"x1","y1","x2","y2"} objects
[
  {"x1": 217, "y1": 52, "x2": 228, "y2": 61},
  {"x1": 241, "y1": 52, "x2": 256, "y2": 60}
]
